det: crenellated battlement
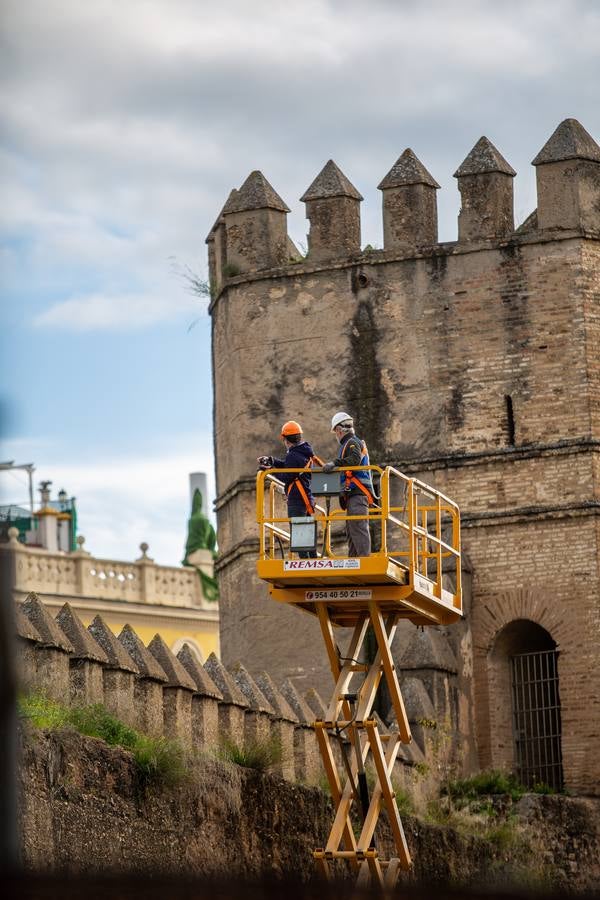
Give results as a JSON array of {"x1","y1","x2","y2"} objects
[
  {"x1": 207, "y1": 118, "x2": 600, "y2": 297},
  {"x1": 15, "y1": 592, "x2": 450, "y2": 798}
]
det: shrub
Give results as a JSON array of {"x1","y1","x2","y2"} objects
[
  {"x1": 217, "y1": 735, "x2": 283, "y2": 772},
  {"x1": 133, "y1": 734, "x2": 187, "y2": 788},
  {"x1": 443, "y1": 769, "x2": 525, "y2": 803},
  {"x1": 67, "y1": 703, "x2": 138, "y2": 750},
  {"x1": 19, "y1": 693, "x2": 70, "y2": 730}
]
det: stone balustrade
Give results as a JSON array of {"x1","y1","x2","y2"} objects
[{"x1": 3, "y1": 528, "x2": 211, "y2": 610}]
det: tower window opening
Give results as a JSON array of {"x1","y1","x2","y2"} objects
[{"x1": 505, "y1": 394, "x2": 516, "y2": 446}]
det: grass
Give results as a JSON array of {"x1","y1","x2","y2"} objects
[
  {"x1": 442, "y1": 769, "x2": 555, "y2": 805},
  {"x1": 19, "y1": 693, "x2": 186, "y2": 788},
  {"x1": 217, "y1": 735, "x2": 283, "y2": 772}
]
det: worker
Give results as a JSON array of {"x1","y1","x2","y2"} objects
[
  {"x1": 257, "y1": 421, "x2": 319, "y2": 558},
  {"x1": 323, "y1": 412, "x2": 374, "y2": 557}
]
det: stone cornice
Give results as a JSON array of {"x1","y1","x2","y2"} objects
[
  {"x1": 214, "y1": 538, "x2": 260, "y2": 573},
  {"x1": 462, "y1": 500, "x2": 600, "y2": 528},
  {"x1": 209, "y1": 228, "x2": 600, "y2": 312},
  {"x1": 214, "y1": 438, "x2": 600, "y2": 511},
  {"x1": 390, "y1": 437, "x2": 600, "y2": 474}
]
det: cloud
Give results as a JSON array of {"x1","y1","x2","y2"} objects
[
  {"x1": 33, "y1": 289, "x2": 203, "y2": 331},
  {"x1": 2, "y1": 0, "x2": 599, "y2": 561},
  {"x1": 2, "y1": 436, "x2": 216, "y2": 565}
]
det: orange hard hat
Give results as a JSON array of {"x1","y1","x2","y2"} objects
[{"x1": 281, "y1": 420, "x2": 302, "y2": 437}]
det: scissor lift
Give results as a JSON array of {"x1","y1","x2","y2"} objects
[{"x1": 256, "y1": 464, "x2": 462, "y2": 889}]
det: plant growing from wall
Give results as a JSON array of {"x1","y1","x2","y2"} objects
[{"x1": 19, "y1": 694, "x2": 186, "y2": 788}]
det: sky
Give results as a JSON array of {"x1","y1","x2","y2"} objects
[{"x1": 1, "y1": 0, "x2": 599, "y2": 565}]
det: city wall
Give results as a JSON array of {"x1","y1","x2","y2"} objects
[{"x1": 14, "y1": 592, "x2": 459, "y2": 800}]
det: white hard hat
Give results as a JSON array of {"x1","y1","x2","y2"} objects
[{"x1": 331, "y1": 411, "x2": 353, "y2": 432}]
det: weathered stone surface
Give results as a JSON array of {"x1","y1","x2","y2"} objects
[
  {"x1": 515, "y1": 208, "x2": 538, "y2": 233},
  {"x1": 532, "y1": 117, "x2": 600, "y2": 165},
  {"x1": 177, "y1": 643, "x2": 222, "y2": 698},
  {"x1": 147, "y1": 634, "x2": 196, "y2": 691},
  {"x1": 18, "y1": 727, "x2": 600, "y2": 892},
  {"x1": 204, "y1": 653, "x2": 248, "y2": 707},
  {"x1": 88, "y1": 615, "x2": 138, "y2": 673},
  {"x1": 280, "y1": 678, "x2": 315, "y2": 724},
  {"x1": 301, "y1": 159, "x2": 363, "y2": 202},
  {"x1": 117, "y1": 626, "x2": 167, "y2": 682},
  {"x1": 15, "y1": 605, "x2": 40, "y2": 643},
  {"x1": 55, "y1": 604, "x2": 108, "y2": 663},
  {"x1": 255, "y1": 672, "x2": 298, "y2": 722},
  {"x1": 228, "y1": 662, "x2": 274, "y2": 714},
  {"x1": 533, "y1": 118, "x2": 600, "y2": 231},
  {"x1": 399, "y1": 628, "x2": 458, "y2": 673},
  {"x1": 207, "y1": 188, "x2": 239, "y2": 237},
  {"x1": 379, "y1": 149, "x2": 440, "y2": 189},
  {"x1": 228, "y1": 171, "x2": 290, "y2": 213},
  {"x1": 454, "y1": 136, "x2": 516, "y2": 177},
  {"x1": 20, "y1": 593, "x2": 73, "y2": 652},
  {"x1": 304, "y1": 688, "x2": 327, "y2": 720},
  {"x1": 400, "y1": 677, "x2": 436, "y2": 722}
]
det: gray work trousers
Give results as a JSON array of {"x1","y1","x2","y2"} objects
[{"x1": 345, "y1": 492, "x2": 371, "y2": 557}]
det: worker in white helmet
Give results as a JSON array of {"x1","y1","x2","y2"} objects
[{"x1": 323, "y1": 412, "x2": 374, "y2": 557}]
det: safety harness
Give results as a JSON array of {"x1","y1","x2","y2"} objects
[
  {"x1": 286, "y1": 454, "x2": 324, "y2": 515},
  {"x1": 340, "y1": 437, "x2": 374, "y2": 506}
]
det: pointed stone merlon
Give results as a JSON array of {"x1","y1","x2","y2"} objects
[
  {"x1": 454, "y1": 137, "x2": 516, "y2": 241},
  {"x1": 378, "y1": 149, "x2": 440, "y2": 251},
  {"x1": 532, "y1": 118, "x2": 600, "y2": 232},
  {"x1": 88, "y1": 615, "x2": 138, "y2": 727},
  {"x1": 148, "y1": 634, "x2": 196, "y2": 747},
  {"x1": 55, "y1": 603, "x2": 108, "y2": 705},
  {"x1": 118, "y1": 625, "x2": 167, "y2": 737},
  {"x1": 206, "y1": 188, "x2": 238, "y2": 293},
  {"x1": 177, "y1": 643, "x2": 222, "y2": 750},
  {"x1": 301, "y1": 160, "x2": 362, "y2": 262},
  {"x1": 20, "y1": 592, "x2": 73, "y2": 701},
  {"x1": 221, "y1": 172, "x2": 290, "y2": 275},
  {"x1": 204, "y1": 652, "x2": 248, "y2": 746}
]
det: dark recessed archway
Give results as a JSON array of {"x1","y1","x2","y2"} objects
[{"x1": 491, "y1": 619, "x2": 563, "y2": 791}]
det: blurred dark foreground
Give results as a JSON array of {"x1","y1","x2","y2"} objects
[{"x1": 2, "y1": 873, "x2": 599, "y2": 900}]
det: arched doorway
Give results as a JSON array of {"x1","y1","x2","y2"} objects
[{"x1": 492, "y1": 619, "x2": 563, "y2": 791}]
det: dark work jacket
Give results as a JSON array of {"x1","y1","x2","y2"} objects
[
  {"x1": 333, "y1": 433, "x2": 374, "y2": 496},
  {"x1": 272, "y1": 440, "x2": 315, "y2": 510}
]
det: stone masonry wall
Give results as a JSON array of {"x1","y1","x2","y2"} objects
[
  {"x1": 17, "y1": 593, "x2": 455, "y2": 801},
  {"x1": 209, "y1": 119, "x2": 600, "y2": 796}
]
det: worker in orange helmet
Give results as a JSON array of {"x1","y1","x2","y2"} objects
[{"x1": 257, "y1": 421, "x2": 319, "y2": 558}]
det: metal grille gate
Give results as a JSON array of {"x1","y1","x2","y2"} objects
[{"x1": 510, "y1": 649, "x2": 563, "y2": 791}]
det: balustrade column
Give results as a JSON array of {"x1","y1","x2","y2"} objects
[
  {"x1": 135, "y1": 543, "x2": 156, "y2": 604},
  {"x1": 73, "y1": 535, "x2": 93, "y2": 594}
]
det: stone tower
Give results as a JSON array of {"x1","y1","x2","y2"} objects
[{"x1": 208, "y1": 119, "x2": 600, "y2": 795}]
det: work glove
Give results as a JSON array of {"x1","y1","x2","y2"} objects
[
  {"x1": 257, "y1": 455, "x2": 273, "y2": 470},
  {"x1": 322, "y1": 461, "x2": 336, "y2": 473}
]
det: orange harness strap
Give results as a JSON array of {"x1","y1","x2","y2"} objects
[
  {"x1": 344, "y1": 472, "x2": 374, "y2": 505},
  {"x1": 286, "y1": 455, "x2": 323, "y2": 515},
  {"x1": 341, "y1": 439, "x2": 374, "y2": 506}
]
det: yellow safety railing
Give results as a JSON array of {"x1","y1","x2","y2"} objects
[{"x1": 256, "y1": 465, "x2": 461, "y2": 607}]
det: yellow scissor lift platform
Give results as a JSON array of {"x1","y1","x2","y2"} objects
[{"x1": 256, "y1": 464, "x2": 462, "y2": 890}]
